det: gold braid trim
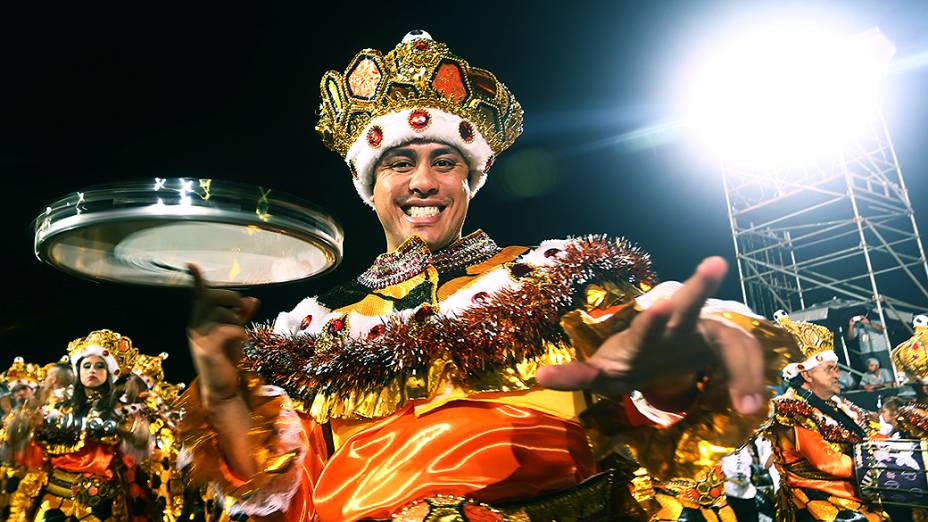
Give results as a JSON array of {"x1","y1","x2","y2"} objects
[{"x1": 177, "y1": 373, "x2": 299, "y2": 498}]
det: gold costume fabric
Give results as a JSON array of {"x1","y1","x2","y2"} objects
[{"x1": 180, "y1": 232, "x2": 794, "y2": 521}]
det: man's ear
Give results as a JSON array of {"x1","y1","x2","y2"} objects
[{"x1": 800, "y1": 370, "x2": 813, "y2": 384}]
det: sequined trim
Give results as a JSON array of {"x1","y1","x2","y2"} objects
[{"x1": 358, "y1": 230, "x2": 500, "y2": 289}]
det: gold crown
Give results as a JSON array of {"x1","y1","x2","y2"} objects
[
  {"x1": 774, "y1": 310, "x2": 835, "y2": 366},
  {"x1": 891, "y1": 314, "x2": 928, "y2": 381},
  {"x1": 68, "y1": 329, "x2": 140, "y2": 378},
  {"x1": 132, "y1": 352, "x2": 168, "y2": 388},
  {"x1": 3, "y1": 357, "x2": 44, "y2": 388},
  {"x1": 316, "y1": 31, "x2": 523, "y2": 160},
  {"x1": 156, "y1": 381, "x2": 186, "y2": 405}
]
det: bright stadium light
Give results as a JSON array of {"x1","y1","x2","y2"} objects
[{"x1": 685, "y1": 24, "x2": 895, "y2": 166}]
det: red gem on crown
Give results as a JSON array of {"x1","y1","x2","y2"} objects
[
  {"x1": 367, "y1": 125, "x2": 383, "y2": 148},
  {"x1": 471, "y1": 291, "x2": 490, "y2": 305},
  {"x1": 414, "y1": 40, "x2": 430, "y2": 51},
  {"x1": 102, "y1": 350, "x2": 110, "y2": 357},
  {"x1": 459, "y1": 121, "x2": 475, "y2": 143},
  {"x1": 543, "y1": 248, "x2": 562, "y2": 258},
  {"x1": 408, "y1": 109, "x2": 431, "y2": 131},
  {"x1": 510, "y1": 263, "x2": 533, "y2": 278},
  {"x1": 414, "y1": 304, "x2": 434, "y2": 322},
  {"x1": 300, "y1": 315, "x2": 313, "y2": 330},
  {"x1": 368, "y1": 324, "x2": 386, "y2": 340},
  {"x1": 328, "y1": 318, "x2": 346, "y2": 334}
]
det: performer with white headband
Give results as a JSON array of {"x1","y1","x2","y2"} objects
[{"x1": 763, "y1": 311, "x2": 887, "y2": 521}]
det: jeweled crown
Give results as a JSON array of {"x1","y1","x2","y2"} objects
[
  {"x1": 3, "y1": 356, "x2": 44, "y2": 389},
  {"x1": 132, "y1": 352, "x2": 168, "y2": 388},
  {"x1": 892, "y1": 314, "x2": 928, "y2": 381},
  {"x1": 68, "y1": 329, "x2": 140, "y2": 378},
  {"x1": 316, "y1": 30, "x2": 522, "y2": 158},
  {"x1": 774, "y1": 310, "x2": 835, "y2": 367}
]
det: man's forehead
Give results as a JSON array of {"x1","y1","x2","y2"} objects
[{"x1": 380, "y1": 140, "x2": 462, "y2": 158}]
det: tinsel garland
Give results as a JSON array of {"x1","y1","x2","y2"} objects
[
  {"x1": 771, "y1": 396, "x2": 865, "y2": 443},
  {"x1": 243, "y1": 235, "x2": 653, "y2": 409},
  {"x1": 898, "y1": 403, "x2": 928, "y2": 437}
]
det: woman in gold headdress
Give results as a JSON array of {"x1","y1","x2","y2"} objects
[{"x1": 5, "y1": 330, "x2": 152, "y2": 522}]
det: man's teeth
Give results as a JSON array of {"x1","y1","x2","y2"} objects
[{"x1": 406, "y1": 206, "x2": 440, "y2": 217}]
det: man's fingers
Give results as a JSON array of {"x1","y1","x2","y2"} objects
[
  {"x1": 705, "y1": 322, "x2": 766, "y2": 414},
  {"x1": 239, "y1": 297, "x2": 260, "y2": 324},
  {"x1": 209, "y1": 307, "x2": 246, "y2": 327},
  {"x1": 188, "y1": 264, "x2": 207, "y2": 295},
  {"x1": 198, "y1": 288, "x2": 243, "y2": 307},
  {"x1": 667, "y1": 257, "x2": 727, "y2": 335},
  {"x1": 626, "y1": 298, "x2": 674, "y2": 348},
  {"x1": 536, "y1": 361, "x2": 600, "y2": 391}
]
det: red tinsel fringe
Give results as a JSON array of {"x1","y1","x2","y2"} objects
[{"x1": 242, "y1": 235, "x2": 655, "y2": 405}]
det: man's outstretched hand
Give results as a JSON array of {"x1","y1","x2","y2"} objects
[
  {"x1": 188, "y1": 264, "x2": 259, "y2": 405},
  {"x1": 535, "y1": 257, "x2": 766, "y2": 415}
]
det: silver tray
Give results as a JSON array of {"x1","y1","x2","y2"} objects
[{"x1": 34, "y1": 178, "x2": 343, "y2": 287}]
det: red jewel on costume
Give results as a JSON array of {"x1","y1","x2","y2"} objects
[
  {"x1": 119, "y1": 339, "x2": 129, "y2": 351},
  {"x1": 462, "y1": 504, "x2": 503, "y2": 522},
  {"x1": 102, "y1": 350, "x2": 109, "y2": 356},
  {"x1": 471, "y1": 291, "x2": 490, "y2": 305},
  {"x1": 367, "y1": 125, "x2": 383, "y2": 148},
  {"x1": 300, "y1": 315, "x2": 313, "y2": 330},
  {"x1": 543, "y1": 248, "x2": 561, "y2": 258},
  {"x1": 459, "y1": 120, "x2": 475, "y2": 143},
  {"x1": 414, "y1": 39, "x2": 430, "y2": 51},
  {"x1": 349, "y1": 161, "x2": 358, "y2": 179},
  {"x1": 414, "y1": 304, "x2": 433, "y2": 322},
  {"x1": 114, "y1": 369, "x2": 120, "y2": 376},
  {"x1": 408, "y1": 109, "x2": 431, "y2": 131},
  {"x1": 328, "y1": 318, "x2": 345, "y2": 334},
  {"x1": 797, "y1": 364, "x2": 805, "y2": 370},
  {"x1": 368, "y1": 324, "x2": 386, "y2": 340},
  {"x1": 510, "y1": 263, "x2": 533, "y2": 278}
]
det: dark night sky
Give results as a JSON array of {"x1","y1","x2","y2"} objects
[{"x1": 2, "y1": 1, "x2": 927, "y2": 384}]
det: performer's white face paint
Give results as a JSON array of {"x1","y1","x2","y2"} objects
[
  {"x1": 372, "y1": 141, "x2": 471, "y2": 252},
  {"x1": 79, "y1": 355, "x2": 108, "y2": 390},
  {"x1": 801, "y1": 361, "x2": 841, "y2": 399}
]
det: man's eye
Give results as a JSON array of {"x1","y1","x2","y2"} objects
[
  {"x1": 434, "y1": 159, "x2": 455, "y2": 168},
  {"x1": 390, "y1": 160, "x2": 414, "y2": 169}
]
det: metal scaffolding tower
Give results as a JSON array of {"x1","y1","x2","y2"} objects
[{"x1": 722, "y1": 113, "x2": 928, "y2": 377}]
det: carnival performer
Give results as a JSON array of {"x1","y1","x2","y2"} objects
[
  {"x1": 127, "y1": 352, "x2": 188, "y2": 522},
  {"x1": 764, "y1": 311, "x2": 887, "y2": 521},
  {"x1": 890, "y1": 315, "x2": 928, "y2": 440},
  {"x1": 179, "y1": 31, "x2": 796, "y2": 521},
  {"x1": 5, "y1": 329, "x2": 152, "y2": 522},
  {"x1": 0, "y1": 357, "x2": 44, "y2": 520}
]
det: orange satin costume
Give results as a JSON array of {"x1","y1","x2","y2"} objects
[
  {"x1": 765, "y1": 387, "x2": 887, "y2": 521},
  {"x1": 181, "y1": 233, "x2": 790, "y2": 521}
]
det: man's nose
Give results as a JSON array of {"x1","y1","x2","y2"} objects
[{"x1": 408, "y1": 163, "x2": 439, "y2": 196}]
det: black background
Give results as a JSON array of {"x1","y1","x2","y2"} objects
[{"x1": 2, "y1": 1, "x2": 927, "y2": 384}]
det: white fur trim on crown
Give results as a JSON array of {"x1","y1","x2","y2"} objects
[
  {"x1": 345, "y1": 108, "x2": 494, "y2": 208},
  {"x1": 790, "y1": 350, "x2": 839, "y2": 377},
  {"x1": 70, "y1": 345, "x2": 120, "y2": 377}
]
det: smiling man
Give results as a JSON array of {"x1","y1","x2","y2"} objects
[{"x1": 180, "y1": 31, "x2": 794, "y2": 521}]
